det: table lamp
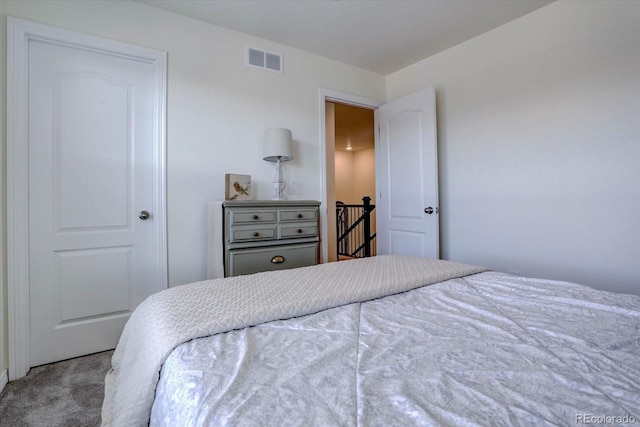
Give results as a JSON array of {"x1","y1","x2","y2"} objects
[{"x1": 263, "y1": 128, "x2": 293, "y2": 200}]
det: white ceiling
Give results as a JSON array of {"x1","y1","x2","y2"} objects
[{"x1": 137, "y1": 0, "x2": 553, "y2": 75}]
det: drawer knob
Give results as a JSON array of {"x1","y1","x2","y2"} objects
[
  {"x1": 253, "y1": 215, "x2": 259, "y2": 220},
  {"x1": 297, "y1": 213, "x2": 303, "y2": 219},
  {"x1": 297, "y1": 229, "x2": 303, "y2": 234},
  {"x1": 253, "y1": 232, "x2": 260, "y2": 237},
  {"x1": 271, "y1": 255, "x2": 285, "y2": 264}
]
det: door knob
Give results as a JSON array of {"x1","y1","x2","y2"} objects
[
  {"x1": 139, "y1": 210, "x2": 150, "y2": 220},
  {"x1": 424, "y1": 207, "x2": 434, "y2": 215}
]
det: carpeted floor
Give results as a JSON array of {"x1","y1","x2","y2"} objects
[{"x1": 0, "y1": 350, "x2": 113, "y2": 427}]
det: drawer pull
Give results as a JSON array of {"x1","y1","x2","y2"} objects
[
  {"x1": 253, "y1": 215, "x2": 259, "y2": 220},
  {"x1": 253, "y1": 232, "x2": 260, "y2": 237},
  {"x1": 297, "y1": 213, "x2": 303, "y2": 219},
  {"x1": 271, "y1": 255, "x2": 285, "y2": 264},
  {"x1": 297, "y1": 229, "x2": 303, "y2": 234}
]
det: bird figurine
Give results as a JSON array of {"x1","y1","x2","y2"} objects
[{"x1": 232, "y1": 181, "x2": 250, "y2": 200}]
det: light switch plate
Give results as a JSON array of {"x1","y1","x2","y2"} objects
[{"x1": 290, "y1": 180, "x2": 303, "y2": 195}]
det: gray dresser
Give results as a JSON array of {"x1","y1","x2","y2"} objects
[{"x1": 223, "y1": 200, "x2": 321, "y2": 277}]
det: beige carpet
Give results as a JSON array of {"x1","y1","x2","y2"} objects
[{"x1": 0, "y1": 350, "x2": 113, "y2": 427}]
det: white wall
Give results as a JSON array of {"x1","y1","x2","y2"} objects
[
  {"x1": 0, "y1": 0, "x2": 7, "y2": 390},
  {"x1": 335, "y1": 149, "x2": 376, "y2": 204},
  {"x1": 354, "y1": 148, "x2": 377, "y2": 255},
  {"x1": 0, "y1": 0, "x2": 384, "y2": 376},
  {"x1": 335, "y1": 148, "x2": 375, "y2": 205},
  {"x1": 386, "y1": 1, "x2": 640, "y2": 295},
  {"x1": 354, "y1": 148, "x2": 376, "y2": 204},
  {"x1": 334, "y1": 150, "x2": 356, "y2": 203}
]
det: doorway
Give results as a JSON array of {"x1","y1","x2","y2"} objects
[
  {"x1": 330, "y1": 102, "x2": 377, "y2": 260},
  {"x1": 320, "y1": 87, "x2": 439, "y2": 264},
  {"x1": 320, "y1": 89, "x2": 382, "y2": 263}
]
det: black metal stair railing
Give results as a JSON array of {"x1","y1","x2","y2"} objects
[{"x1": 336, "y1": 196, "x2": 376, "y2": 259}]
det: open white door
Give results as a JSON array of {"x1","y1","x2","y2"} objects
[
  {"x1": 8, "y1": 18, "x2": 167, "y2": 375},
  {"x1": 376, "y1": 87, "x2": 439, "y2": 258}
]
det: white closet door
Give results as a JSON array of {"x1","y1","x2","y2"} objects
[{"x1": 8, "y1": 18, "x2": 167, "y2": 368}]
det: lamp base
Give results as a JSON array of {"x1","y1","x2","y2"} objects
[
  {"x1": 272, "y1": 181, "x2": 287, "y2": 200},
  {"x1": 271, "y1": 159, "x2": 287, "y2": 200}
]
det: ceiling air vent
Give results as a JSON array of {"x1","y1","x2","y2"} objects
[{"x1": 246, "y1": 47, "x2": 283, "y2": 74}]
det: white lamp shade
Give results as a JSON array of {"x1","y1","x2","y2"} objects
[{"x1": 263, "y1": 128, "x2": 293, "y2": 162}]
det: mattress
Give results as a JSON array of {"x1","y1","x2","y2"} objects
[
  {"x1": 149, "y1": 271, "x2": 640, "y2": 426},
  {"x1": 101, "y1": 255, "x2": 485, "y2": 426}
]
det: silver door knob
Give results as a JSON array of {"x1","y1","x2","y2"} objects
[
  {"x1": 139, "y1": 210, "x2": 150, "y2": 220},
  {"x1": 424, "y1": 207, "x2": 434, "y2": 214}
]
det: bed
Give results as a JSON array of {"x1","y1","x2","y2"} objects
[{"x1": 101, "y1": 255, "x2": 640, "y2": 426}]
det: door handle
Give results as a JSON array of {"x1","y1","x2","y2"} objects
[
  {"x1": 139, "y1": 210, "x2": 150, "y2": 220},
  {"x1": 424, "y1": 207, "x2": 433, "y2": 215}
]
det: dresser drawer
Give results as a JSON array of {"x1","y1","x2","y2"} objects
[
  {"x1": 229, "y1": 209, "x2": 276, "y2": 225},
  {"x1": 279, "y1": 209, "x2": 318, "y2": 222},
  {"x1": 228, "y1": 243, "x2": 318, "y2": 276},
  {"x1": 229, "y1": 226, "x2": 277, "y2": 243},
  {"x1": 279, "y1": 224, "x2": 318, "y2": 239}
]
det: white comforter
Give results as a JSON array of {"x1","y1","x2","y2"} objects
[
  {"x1": 101, "y1": 255, "x2": 486, "y2": 426},
  {"x1": 149, "y1": 271, "x2": 640, "y2": 426}
]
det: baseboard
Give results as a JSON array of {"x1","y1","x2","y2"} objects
[{"x1": 0, "y1": 369, "x2": 7, "y2": 394}]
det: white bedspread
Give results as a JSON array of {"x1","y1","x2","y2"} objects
[
  {"x1": 150, "y1": 271, "x2": 640, "y2": 426},
  {"x1": 101, "y1": 255, "x2": 486, "y2": 426}
]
